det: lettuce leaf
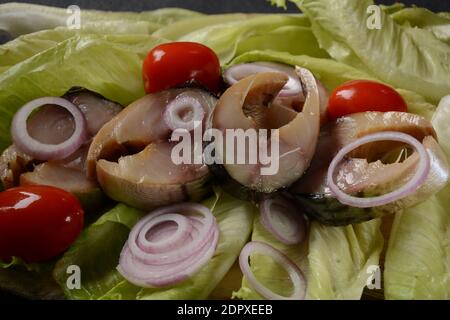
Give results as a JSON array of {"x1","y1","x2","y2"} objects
[
  {"x1": 0, "y1": 256, "x2": 43, "y2": 272},
  {"x1": 235, "y1": 25, "x2": 328, "y2": 59},
  {"x1": 0, "y1": 21, "x2": 158, "y2": 74},
  {"x1": 208, "y1": 262, "x2": 243, "y2": 299},
  {"x1": 53, "y1": 221, "x2": 131, "y2": 300},
  {"x1": 432, "y1": 96, "x2": 450, "y2": 158},
  {"x1": 272, "y1": 0, "x2": 406, "y2": 15},
  {"x1": 396, "y1": 89, "x2": 436, "y2": 120},
  {"x1": 0, "y1": 2, "x2": 201, "y2": 37},
  {"x1": 391, "y1": 7, "x2": 450, "y2": 45},
  {"x1": 53, "y1": 204, "x2": 143, "y2": 300},
  {"x1": 379, "y1": 3, "x2": 406, "y2": 15},
  {"x1": 153, "y1": 13, "x2": 251, "y2": 40},
  {"x1": 269, "y1": 0, "x2": 288, "y2": 10},
  {"x1": 229, "y1": 50, "x2": 376, "y2": 91},
  {"x1": 0, "y1": 265, "x2": 63, "y2": 299},
  {"x1": 306, "y1": 220, "x2": 383, "y2": 299},
  {"x1": 384, "y1": 191, "x2": 450, "y2": 300},
  {"x1": 294, "y1": 0, "x2": 450, "y2": 102},
  {"x1": 54, "y1": 189, "x2": 255, "y2": 300},
  {"x1": 0, "y1": 255, "x2": 61, "y2": 299},
  {"x1": 384, "y1": 96, "x2": 450, "y2": 300},
  {"x1": 0, "y1": 34, "x2": 165, "y2": 151},
  {"x1": 177, "y1": 14, "x2": 310, "y2": 63},
  {"x1": 233, "y1": 214, "x2": 383, "y2": 300}
]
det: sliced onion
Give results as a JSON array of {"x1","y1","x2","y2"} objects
[
  {"x1": 260, "y1": 195, "x2": 306, "y2": 245},
  {"x1": 137, "y1": 213, "x2": 193, "y2": 253},
  {"x1": 223, "y1": 62, "x2": 302, "y2": 98},
  {"x1": 163, "y1": 92, "x2": 205, "y2": 131},
  {"x1": 327, "y1": 131, "x2": 430, "y2": 208},
  {"x1": 11, "y1": 97, "x2": 87, "y2": 161},
  {"x1": 117, "y1": 203, "x2": 219, "y2": 288},
  {"x1": 239, "y1": 241, "x2": 306, "y2": 300}
]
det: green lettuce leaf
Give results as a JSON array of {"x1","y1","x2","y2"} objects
[
  {"x1": 0, "y1": 2, "x2": 201, "y2": 37},
  {"x1": 229, "y1": 50, "x2": 376, "y2": 91},
  {"x1": 294, "y1": 0, "x2": 450, "y2": 102},
  {"x1": 0, "y1": 34, "x2": 165, "y2": 151},
  {"x1": 272, "y1": 1, "x2": 406, "y2": 15},
  {"x1": 306, "y1": 220, "x2": 383, "y2": 299},
  {"x1": 396, "y1": 89, "x2": 436, "y2": 120},
  {"x1": 0, "y1": 265, "x2": 63, "y2": 299},
  {"x1": 0, "y1": 21, "x2": 159, "y2": 74},
  {"x1": 53, "y1": 204, "x2": 143, "y2": 300},
  {"x1": 233, "y1": 214, "x2": 383, "y2": 300},
  {"x1": 0, "y1": 255, "x2": 61, "y2": 299},
  {"x1": 391, "y1": 7, "x2": 450, "y2": 44},
  {"x1": 208, "y1": 262, "x2": 243, "y2": 299},
  {"x1": 177, "y1": 14, "x2": 310, "y2": 63},
  {"x1": 0, "y1": 256, "x2": 43, "y2": 272},
  {"x1": 384, "y1": 190, "x2": 450, "y2": 300},
  {"x1": 234, "y1": 25, "x2": 329, "y2": 59},
  {"x1": 384, "y1": 96, "x2": 450, "y2": 300},
  {"x1": 269, "y1": 0, "x2": 288, "y2": 10},
  {"x1": 379, "y1": 3, "x2": 406, "y2": 15},
  {"x1": 153, "y1": 13, "x2": 251, "y2": 40},
  {"x1": 52, "y1": 204, "x2": 144, "y2": 300},
  {"x1": 432, "y1": 96, "x2": 450, "y2": 158},
  {"x1": 54, "y1": 189, "x2": 255, "y2": 300},
  {"x1": 53, "y1": 221, "x2": 131, "y2": 300}
]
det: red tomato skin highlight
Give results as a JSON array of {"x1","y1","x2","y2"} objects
[
  {"x1": 0, "y1": 185, "x2": 84, "y2": 263},
  {"x1": 327, "y1": 80, "x2": 408, "y2": 120},
  {"x1": 143, "y1": 42, "x2": 221, "y2": 94}
]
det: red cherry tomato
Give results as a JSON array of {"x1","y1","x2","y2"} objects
[
  {"x1": 143, "y1": 42, "x2": 221, "y2": 94},
  {"x1": 327, "y1": 80, "x2": 407, "y2": 120},
  {"x1": 0, "y1": 186, "x2": 84, "y2": 263}
]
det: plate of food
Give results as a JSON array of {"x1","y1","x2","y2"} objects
[{"x1": 0, "y1": 0, "x2": 449, "y2": 301}]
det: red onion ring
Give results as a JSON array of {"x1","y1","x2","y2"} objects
[
  {"x1": 117, "y1": 203, "x2": 219, "y2": 288},
  {"x1": 260, "y1": 196, "x2": 306, "y2": 245},
  {"x1": 137, "y1": 213, "x2": 193, "y2": 253},
  {"x1": 223, "y1": 62, "x2": 302, "y2": 98},
  {"x1": 239, "y1": 241, "x2": 306, "y2": 300},
  {"x1": 163, "y1": 92, "x2": 205, "y2": 131},
  {"x1": 327, "y1": 131, "x2": 430, "y2": 208},
  {"x1": 11, "y1": 97, "x2": 87, "y2": 161}
]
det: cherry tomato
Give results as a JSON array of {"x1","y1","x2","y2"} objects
[
  {"x1": 0, "y1": 186, "x2": 84, "y2": 263},
  {"x1": 327, "y1": 80, "x2": 407, "y2": 120},
  {"x1": 143, "y1": 42, "x2": 221, "y2": 94}
]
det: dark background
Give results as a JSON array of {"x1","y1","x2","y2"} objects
[
  {"x1": 0, "y1": 0, "x2": 449, "y2": 13},
  {"x1": 0, "y1": 0, "x2": 449, "y2": 300}
]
